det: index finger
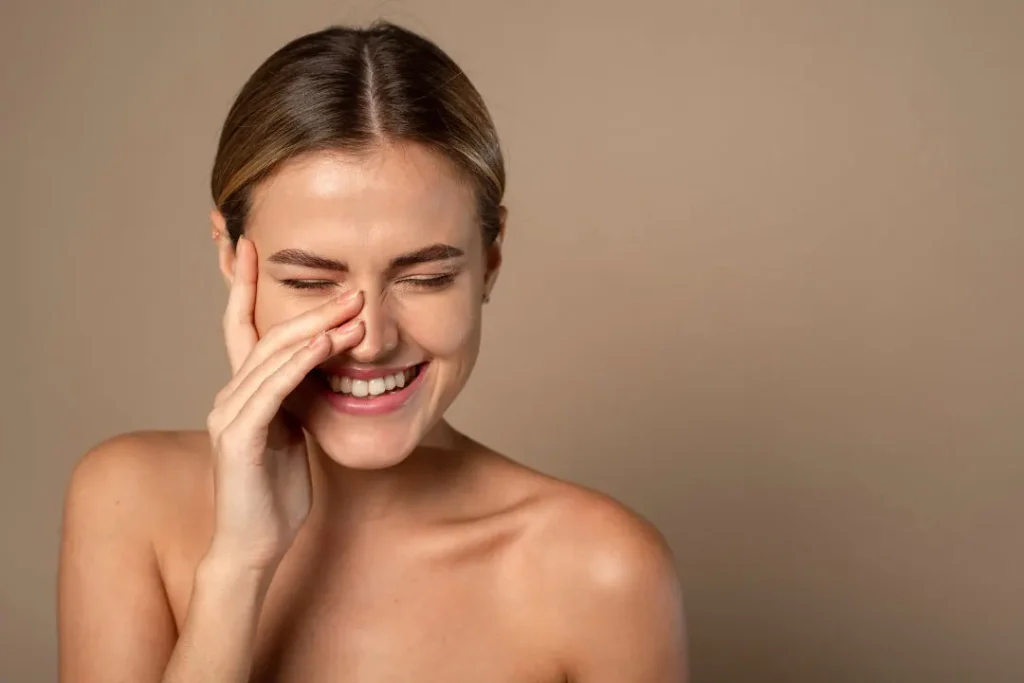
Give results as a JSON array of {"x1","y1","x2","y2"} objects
[{"x1": 223, "y1": 236, "x2": 259, "y2": 374}]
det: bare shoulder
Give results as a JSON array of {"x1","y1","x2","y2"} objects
[
  {"x1": 476, "y1": 451, "x2": 680, "y2": 597},
  {"x1": 64, "y1": 429, "x2": 212, "y2": 531},
  {"x1": 526, "y1": 472, "x2": 679, "y2": 596},
  {"x1": 478, "y1": 452, "x2": 688, "y2": 679},
  {"x1": 73, "y1": 429, "x2": 210, "y2": 469},
  {"x1": 59, "y1": 432, "x2": 210, "y2": 679},
  {"x1": 68, "y1": 429, "x2": 210, "y2": 489}
]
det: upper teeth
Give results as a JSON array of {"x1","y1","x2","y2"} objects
[{"x1": 329, "y1": 368, "x2": 412, "y2": 396}]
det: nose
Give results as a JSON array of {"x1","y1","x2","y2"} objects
[{"x1": 346, "y1": 290, "x2": 399, "y2": 363}]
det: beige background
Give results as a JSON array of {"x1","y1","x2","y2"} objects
[{"x1": 2, "y1": 1, "x2": 1022, "y2": 681}]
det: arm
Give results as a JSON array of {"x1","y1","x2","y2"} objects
[
  {"x1": 59, "y1": 239, "x2": 366, "y2": 682},
  {"x1": 160, "y1": 557, "x2": 274, "y2": 683},
  {"x1": 57, "y1": 434, "x2": 278, "y2": 683},
  {"x1": 547, "y1": 501, "x2": 689, "y2": 683},
  {"x1": 58, "y1": 434, "x2": 178, "y2": 682}
]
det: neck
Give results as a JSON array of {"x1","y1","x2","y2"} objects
[{"x1": 305, "y1": 418, "x2": 472, "y2": 529}]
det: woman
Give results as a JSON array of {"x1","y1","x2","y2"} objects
[{"x1": 58, "y1": 21, "x2": 687, "y2": 683}]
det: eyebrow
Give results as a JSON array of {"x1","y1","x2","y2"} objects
[{"x1": 266, "y1": 243, "x2": 466, "y2": 272}]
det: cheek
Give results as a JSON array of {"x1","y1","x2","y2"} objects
[
  {"x1": 252, "y1": 287, "x2": 316, "y2": 337},
  {"x1": 394, "y1": 290, "x2": 480, "y2": 358}
]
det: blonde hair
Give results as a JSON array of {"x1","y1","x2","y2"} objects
[{"x1": 210, "y1": 21, "x2": 506, "y2": 245}]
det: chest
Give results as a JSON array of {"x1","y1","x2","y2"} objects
[{"x1": 166, "y1": 542, "x2": 561, "y2": 683}]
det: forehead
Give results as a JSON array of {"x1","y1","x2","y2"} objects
[{"x1": 246, "y1": 143, "x2": 479, "y2": 253}]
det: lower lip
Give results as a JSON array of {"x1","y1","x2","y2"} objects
[{"x1": 319, "y1": 364, "x2": 427, "y2": 416}]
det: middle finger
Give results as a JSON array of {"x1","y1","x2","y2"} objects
[{"x1": 232, "y1": 289, "x2": 364, "y2": 383}]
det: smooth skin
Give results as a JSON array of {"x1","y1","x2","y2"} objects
[{"x1": 58, "y1": 143, "x2": 688, "y2": 683}]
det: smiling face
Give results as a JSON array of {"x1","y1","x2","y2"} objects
[{"x1": 216, "y1": 142, "x2": 503, "y2": 469}]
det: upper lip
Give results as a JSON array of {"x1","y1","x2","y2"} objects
[{"x1": 319, "y1": 362, "x2": 424, "y2": 380}]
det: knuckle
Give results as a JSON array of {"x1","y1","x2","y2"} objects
[
  {"x1": 252, "y1": 374, "x2": 282, "y2": 399},
  {"x1": 215, "y1": 423, "x2": 244, "y2": 453},
  {"x1": 205, "y1": 409, "x2": 224, "y2": 436}
]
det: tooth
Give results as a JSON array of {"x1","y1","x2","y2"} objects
[
  {"x1": 351, "y1": 379, "x2": 369, "y2": 397},
  {"x1": 340, "y1": 377, "x2": 352, "y2": 394},
  {"x1": 368, "y1": 378, "x2": 386, "y2": 396},
  {"x1": 384, "y1": 375, "x2": 397, "y2": 391},
  {"x1": 329, "y1": 376, "x2": 342, "y2": 392},
  {"x1": 396, "y1": 372, "x2": 406, "y2": 388}
]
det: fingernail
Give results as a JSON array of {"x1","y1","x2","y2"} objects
[{"x1": 337, "y1": 289, "x2": 361, "y2": 302}]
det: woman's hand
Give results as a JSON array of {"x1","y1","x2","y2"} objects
[{"x1": 204, "y1": 236, "x2": 364, "y2": 571}]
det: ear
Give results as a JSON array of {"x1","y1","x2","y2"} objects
[
  {"x1": 210, "y1": 209, "x2": 236, "y2": 289},
  {"x1": 483, "y1": 206, "x2": 506, "y2": 303}
]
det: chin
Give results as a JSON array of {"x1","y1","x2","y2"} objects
[
  {"x1": 290, "y1": 362, "x2": 453, "y2": 470},
  {"x1": 310, "y1": 420, "x2": 426, "y2": 470}
]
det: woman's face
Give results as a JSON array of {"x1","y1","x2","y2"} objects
[{"x1": 217, "y1": 143, "x2": 502, "y2": 469}]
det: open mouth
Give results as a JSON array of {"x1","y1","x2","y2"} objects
[{"x1": 320, "y1": 363, "x2": 426, "y2": 398}]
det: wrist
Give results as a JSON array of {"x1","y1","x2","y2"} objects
[
  {"x1": 196, "y1": 547, "x2": 280, "y2": 596},
  {"x1": 167, "y1": 548, "x2": 274, "y2": 683},
  {"x1": 204, "y1": 533, "x2": 289, "y2": 572}
]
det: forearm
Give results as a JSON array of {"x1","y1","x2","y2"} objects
[{"x1": 161, "y1": 555, "x2": 276, "y2": 683}]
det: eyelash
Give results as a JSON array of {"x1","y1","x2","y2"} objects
[
  {"x1": 281, "y1": 274, "x2": 456, "y2": 291},
  {"x1": 281, "y1": 280, "x2": 334, "y2": 290}
]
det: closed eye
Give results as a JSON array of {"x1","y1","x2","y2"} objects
[
  {"x1": 280, "y1": 279, "x2": 336, "y2": 291},
  {"x1": 279, "y1": 274, "x2": 457, "y2": 292},
  {"x1": 400, "y1": 273, "x2": 456, "y2": 290}
]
